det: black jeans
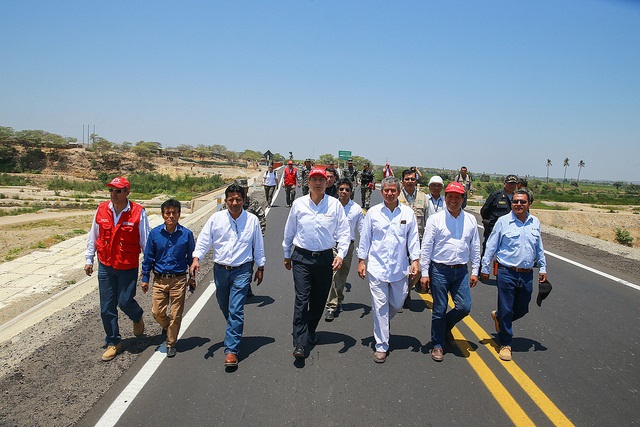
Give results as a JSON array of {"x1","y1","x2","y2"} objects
[{"x1": 290, "y1": 247, "x2": 334, "y2": 347}]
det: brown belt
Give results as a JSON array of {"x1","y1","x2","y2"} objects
[{"x1": 498, "y1": 263, "x2": 532, "y2": 273}]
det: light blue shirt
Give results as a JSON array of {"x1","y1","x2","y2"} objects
[{"x1": 481, "y1": 211, "x2": 546, "y2": 274}]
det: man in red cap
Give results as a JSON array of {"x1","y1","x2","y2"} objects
[
  {"x1": 419, "y1": 181, "x2": 480, "y2": 362},
  {"x1": 283, "y1": 160, "x2": 298, "y2": 208},
  {"x1": 85, "y1": 176, "x2": 150, "y2": 361}
]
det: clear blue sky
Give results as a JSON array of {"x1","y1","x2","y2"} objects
[{"x1": 2, "y1": 0, "x2": 639, "y2": 182}]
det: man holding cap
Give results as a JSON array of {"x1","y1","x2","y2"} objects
[
  {"x1": 283, "y1": 160, "x2": 298, "y2": 208},
  {"x1": 85, "y1": 176, "x2": 150, "y2": 361},
  {"x1": 480, "y1": 190, "x2": 547, "y2": 362},
  {"x1": 480, "y1": 174, "x2": 518, "y2": 256},
  {"x1": 420, "y1": 181, "x2": 480, "y2": 362}
]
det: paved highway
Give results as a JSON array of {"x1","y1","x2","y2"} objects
[{"x1": 79, "y1": 188, "x2": 640, "y2": 426}]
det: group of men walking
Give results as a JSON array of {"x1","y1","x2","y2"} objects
[{"x1": 84, "y1": 162, "x2": 547, "y2": 368}]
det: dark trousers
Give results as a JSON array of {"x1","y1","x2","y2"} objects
[
  {"x1": 291, "y1": 248, "x2": 334, "y2": 347},
  {"x1": 496, "y1": 267, "x2": 533, "y2": 346},
  {"x1": 285, "y1": 185, "x2": 296, "y2": 206}
]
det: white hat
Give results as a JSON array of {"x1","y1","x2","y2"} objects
[{"x1": 428, "y1": 176, "x2": 444, "y2": 185}]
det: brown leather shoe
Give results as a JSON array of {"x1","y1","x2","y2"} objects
[
  {"x1": 101, "y1": 343, "x2": 122, "y2": 362},
  {"x1": 133, "y1": 318, "x2": 145, "y2": 337},
  {"x1": 491, "y1": 310, "x2": 500, "y2": 333},
  {"x1": 499, "y1": 346, "x2": 512, "y2": 361},
  {"x1": 373, "y1": 351, "x2": 387, "y2": 363},
  {"x1": 224, "y1": 353, "x2": 238, "y2": 367},
  {"x1": 431, "y1": 347, "x2": 444, "y2": 362}
]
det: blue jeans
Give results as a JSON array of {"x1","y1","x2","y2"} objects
[
  {"x1": 430, "y1": 263, "x2": 472, "y2": 348},
  {"x1": 98, "y1": 262, "x2": 143, "y2": 346},
  {"x1": 213, "y1": 262, "x2": 252, "y2": 355},
  {"x1": 496, "y1": 267, "x2": 533, "y2": 346}
]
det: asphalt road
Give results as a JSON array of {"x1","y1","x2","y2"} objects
[{"x1": 78, "y1": 188, "x2": 640, "y2": 426}]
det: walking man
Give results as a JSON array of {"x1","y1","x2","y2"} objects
[
  {"x1": 300, "y1": 159, "x2": 313, "y2": 196},
  {"x1": 360, "y1": 163, "x2": 375, "y2": 210},
  {"x1": 283, "y1": 160, "x2": 298, "y2": 207},
  {"x1": 342, "y1": 158, "x2": 359, "y2": 200},
  {"x1": 480, "y1": 174, "x2": 518, "y2": 256},
  {"x1": 358, "y1": 177, "x2": 421, "y2": 363},
  {"x1": 262, "y1": 164, "x2": 278, "y2": 207},
  {"x1": 480, "y1": 190, "x2": 547, "y2": 362},
  {"x1": 85, "y1": 176, "x2": 150, "y2": 362},
  {"x1": 190, "y1": 183, "x2": 266, "y2": 368},
  {"x1": 454, "y1": 166, "x2": 473, "y2": 209},
  {"x1": 141, "y1": 199, "x2": 195, "y2": 358},
  {"x1": 426, "y1": 176, "x2": 445, "y2": 220},
  {"x1": 420, "y1": 182, "x2": 480, "y2": 362},
  {"x1": 324, "y1": 178, "x2": 364, "y2": 321},
  {"x1": 283, "y1": 168, "x2": 349, "y2": 359}
]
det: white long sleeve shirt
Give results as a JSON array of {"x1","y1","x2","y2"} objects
[
  {"x1": 282, "y1": 194, "x2": 350, "y2": 259},
  {"x1": 193, "y1": 209, "x2": 266, "y2": 267},
  {"x1": 357, "y1": 202, "x2": 420, "y2": 282},
  {"x1": 420, "y1": 209, "x2": 481, "y2": 276},
  {"x1": 343, "y1": 199, "x2": 364, "y2": 241}
]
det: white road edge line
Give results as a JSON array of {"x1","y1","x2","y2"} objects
[
  {"x1": 94, "y1": 280, "x2": 217, "y2": 427},
  {"x1": 544, "y1": 250, "x2": 640, "y2": 291}
]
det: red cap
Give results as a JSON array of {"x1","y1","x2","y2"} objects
[
  {"x1": 309, "y1": 168, "x2": 327, "y2": 179},
  {"x1": 445, "y1": 181, "x2": 465, "y2": 194},
  {"x1": 287, "y1": 160, "x2": 294, "y2": 165},
  {"x1": 106, "y1": 176, "x2": 130, "y2": 189}
]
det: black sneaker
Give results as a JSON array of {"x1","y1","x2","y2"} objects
[
  {"x1": 293, "y1": 345, "x2": 305, "y2": 358},
  {"x1": 167, "y1": 347, "x2": 177, "y2": 358},
  {"x1": 324, "y1": 309, "x2": 335, "y2": 322}
]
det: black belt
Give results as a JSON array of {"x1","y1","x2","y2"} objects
[
  {"x1": 432, "y1": 262, "x2": 466, "y2": 269},
  {"x1": 498, "y1": 263, "x2": 532, "y2": 273},
  {"x1": 153, "y1": 271, "x2": 187, "y2": 279},
  {"x1": 295, "y1": 247, "x2": 333, "y2": 257},
  {"x1": 214, "y1": 262, "x2": 249, "y2": 270}
]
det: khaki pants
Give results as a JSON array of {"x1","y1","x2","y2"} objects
[
  {"x1": 152, "y1": 275, "x2": 188, "y2": 348},
  {"x1": 326, "y1": 241, "x2": 355, "y2": 311}
]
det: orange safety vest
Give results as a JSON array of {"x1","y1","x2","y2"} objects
[
  {"x1": 95, "y1": 201, "x2": 144, "y2": 270},
  {"x1": 283, "y1": 167, "x2": 297, "y2": 186}
]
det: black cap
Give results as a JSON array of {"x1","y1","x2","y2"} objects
[
  {"x1": 505, "y1": 174, "x2": 518, "y2": 183},
  {"x1": 536, "y1": 279, "x2": 552, "y2": 307}
]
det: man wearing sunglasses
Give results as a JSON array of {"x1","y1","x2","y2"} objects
[
  {"x1": 324, "y1": 178, "x2": 364, "y2": 322},
  {"x1": 480, "y1": 190, "x2": 547, "y2": 362},
  {"x1": 85, "y1": 176, "x2": 150, "y2": 362}
]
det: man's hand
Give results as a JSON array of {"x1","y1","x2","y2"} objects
[
  {"x1": 539, "y1": 273, "x2": 547, "y2": 283},
  {"x1": 480, "y1": 273, "x2": 490, "y2": 282},
  {"x1": 332, "y1": 256, "x2": 343, "y2": 272},
  {"x1": 254, "y1": 268, "x2": 264, "y2": 285},
  {"x1": 419, "y1": 275, "x2": 431, "y2": 294},
  {"x1": 84, "y1": 264, "x2": 93, "y2": 276},
  {"x1": 141, "y1": 282, "x2": 149, "y2": 293},
  {"x1": 469, "y1": 275, "x2": 479, "y2": 288},
  {"x1": 357, "y1": 259, "x2": 367, "y2": 279},
  {"x1": 189, "y1": 258, "x2": 200, "y2": 277},
  {"x1": 284, "y1": 258, "x2": 292, "y2": 270},
  {"x1": 409, "y1": 260, "x2": 420, "y2": 278}
]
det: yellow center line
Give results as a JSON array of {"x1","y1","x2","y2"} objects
[{"x1": 416, "y1": 292, "x2": 574, "y2": 426}]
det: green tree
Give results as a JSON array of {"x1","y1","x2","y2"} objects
[
  {"x1": 546, "y1": 159, "x2": 552, "y2": 183},
  {"x1": 563, "y1": 158, "x2": 570, "y2": 185},
  {"x1": 0, "y1": 126, "x2": 15, "y2": 143},
  {"x1": 318, "y1": 153, "x2": 337, "y2": 164},
  {"x1": 577, "y1": 160, "x2": 585, "y2": 185},
  {"x1": 239, "y1": 149, "x2": 263, "y2": 162},
  {"x1": 612, "y1": 181, "x2": 623, "y2": 190}
]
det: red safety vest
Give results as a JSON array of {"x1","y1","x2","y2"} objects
[
  {"x1": 283, "y1": 167, "x2": 297, "y2": 186},
  {"x1": 95, "y1": 201, "x2": 144, "y2": 270}
]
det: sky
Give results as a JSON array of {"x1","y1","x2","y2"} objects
[{"x1": 1, "y1": 0, "x2": 639, "y2": 182}]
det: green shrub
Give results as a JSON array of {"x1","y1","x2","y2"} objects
[{"x1": 614, "y1": 228, "x2": 634, "y2": 247}]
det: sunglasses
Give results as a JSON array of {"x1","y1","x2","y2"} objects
[
  {"x1": 511, "y1": 199, "x2": 528, "y2": 205},
  {"x1": 404, "y1": 177, "x2": 416, "y2": 181},
  {"x1": 338, "y1": 187, "x2": 351, "y2": 192},
  {"x1": 109, "y1": 188, "x2": 124, "y2": 193}
]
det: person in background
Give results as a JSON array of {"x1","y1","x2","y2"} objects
[
  {"x1": 454, "y1": 166, "x2": 473, "y2": 209},
  {"x1": 324, "y1": 178, "x2": 364, "y2": 322},
  {"x1": 357, "y1": 177, "x2": 420, "y2": 363},
  {"x1": 426, "y1": 176, "x2": 445, "y2": 220},
  {"x1": 383, "y1": 163, "x2": 394, "y2": 178},
  {"x1": 324, "y1": 167, "x2": 339, "y2": 198},
  {"x1": 283, "y1": 160, "x2": 298, "y2": 208},
  {"x1": 480, "y1": 174, "x2": 518, "y2": 257},
  {"x1": 84, "y1": 176, "x2": 150, "y2": 362},
  {"x1": 359, "y1": 163, "x2": 375, "y2": 210},
  {"x1": 300, "y1": 159, "x2": 313, "y2": 196},
  {"x1": 480, "y1": 190, "x2": 547, "y2": 362},
  {"x1": 283, "y1": 168, "x2": 349, "y2": 360},
  {"x1": 262, "y1": 163, "x2": 278, "y2": 207},
  {"x1": 140, "y1": 199, "x2": 195, "y2": 358},
  {"x1": 191, "y1": 183, "x2": 266, "y2": 368},
  {"x1": 342, "y1": 158, "x2": 359, "y2": 200}
]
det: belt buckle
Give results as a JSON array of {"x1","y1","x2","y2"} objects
[
  {"x1": 311, "y1": 251, "x2": 321, "y2": 257},
  {"x1": 225, "y1": 265, "x2": 233, "y2": 270}
]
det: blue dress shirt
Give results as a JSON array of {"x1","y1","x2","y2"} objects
[{"x1": 141, "y1": 223, "x2": 195, "y2": 282}]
